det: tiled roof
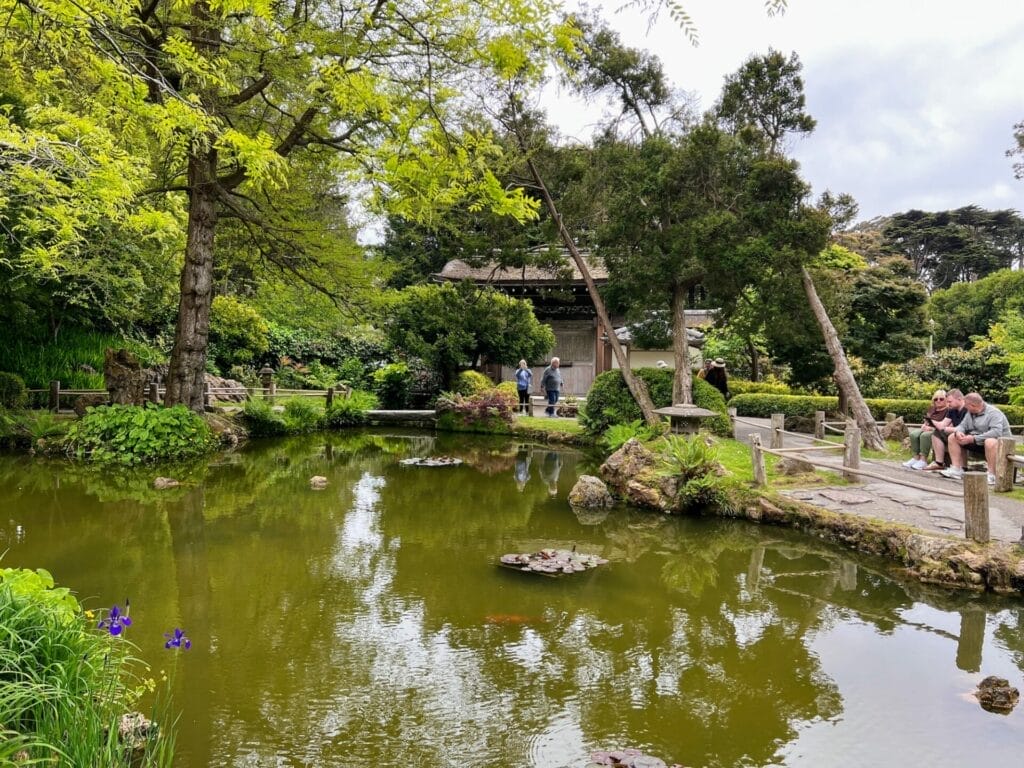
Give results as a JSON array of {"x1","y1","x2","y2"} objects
[{"x1": 434, "y1": 256, "x2": 608, "y2": 284}]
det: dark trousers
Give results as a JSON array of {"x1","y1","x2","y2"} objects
[
  {"x1": 545, "y1": 389, "x2": 560, "y2": 416},
  {"x1": 517, "y1": 388, "x2": 530, "y2": 413}
]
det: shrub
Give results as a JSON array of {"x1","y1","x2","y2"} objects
[
  {"x1": 495, "y1": 381, "x2": 519, "y2": 399},
  {"x1": 727, "y1": 379, "x2": 793, "y2": 397},
  {"x1": 435, "y1": 387, "x2": 517, "y2": 432},
  {"x1": 856, "y1": 362, "x2": 942, "y2": 400},
  {"x1": 904, "y1": 347, "x2": 1011, "y2": 403},
  {"x1": 281, "y1": 397, "x2": 323, "y2": 434},
  {"x1": 373, "y1": 362, "x2": 412, "y2": 409},
  {"x1": 323, "y1": 390, "x2": 379, "y2": 428},
  {"x1": 241, "y1": 398, "x2": 289, "y2": 438},
  {"x1": 0, "y1": 567, "x2": 175, "y2": 764},
  {"x1": 0, "y1": 371, "x2": 27, "y2": 409},
  {"x1": 65, "y1": 404, "x2": 214, "y2": 465},
  {"x1": 600, "y1": 419, "x2": 666, "y2": 453},
  {"x1": 454, "y1": 370, "x2": 494, "y2": 395},
  {"x1": 581, "y1": 368, "x2": 731, "y2": 438},
  {"x1": 208, "y1": 295, "x2": 270, "y2": 373},
  {"x1": 656, "y1": 434, "x2": 727, "y2": 511}
]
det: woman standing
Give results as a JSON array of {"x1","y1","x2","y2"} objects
[{"x1": 515, "y1": 360, "x2": 533, "y2": 415}]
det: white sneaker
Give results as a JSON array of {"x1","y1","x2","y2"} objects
[
  {"x1": 940, "y1": 467, "x2": 964, "y2": 480},
  {"x1": 987, "y1": 473, "x2": 996, "y2": 486},
  {"x1": 902, "y1": 458, "x2": 917, "y2": 468},
  {"x1": 911, "y1": 459, "x2": 928, "y2": 470}
]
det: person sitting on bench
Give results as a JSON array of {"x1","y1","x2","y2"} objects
[{"x1": 939, "y1": 392, "x2": 1012, "y2": 485}]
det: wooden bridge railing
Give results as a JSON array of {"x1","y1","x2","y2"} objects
[{"x1": 733, "y1": 411, "x2": 1024, "y2": 545}]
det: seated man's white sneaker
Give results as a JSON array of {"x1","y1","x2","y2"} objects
[
  {"x1": 911, "y1": 459, "x2": 928, "y2": 470},
  {"x1": 940, "y1": 467, "x2": 964, "y2": 480},
  {"x1": 902, "y1": 458, "x2": 917, "y2": 468},
  {"x1": 987, "y1": 473, "x2": 996, "y2": 486}
]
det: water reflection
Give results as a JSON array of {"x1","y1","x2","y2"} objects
[{"x1": 0, "y1": 431, "x2": 1020, "y2": 767}]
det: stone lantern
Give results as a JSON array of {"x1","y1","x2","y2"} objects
[{"x1": 258, "y1": 365, "x2": 275, "y2": 389}]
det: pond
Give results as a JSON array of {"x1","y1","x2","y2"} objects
[{"x1": 1, "y1": 430, "x2": 1021, "y2": 767}]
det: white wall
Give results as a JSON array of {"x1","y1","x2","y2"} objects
[{"x1": 611, "y1": 348, "x2": 704, "y2": 371}]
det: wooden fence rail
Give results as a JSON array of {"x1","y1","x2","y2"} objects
[{"x1": 741, "y1": 413, "x2": 1024, "y2": 545}]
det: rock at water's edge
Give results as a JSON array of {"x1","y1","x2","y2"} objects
[{"x1": 569, "y1": 475, "x2": 614, "y2": 509}]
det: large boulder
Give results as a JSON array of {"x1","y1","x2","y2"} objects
[
  {"x1": 600, "y1": 439, "x2": 657, "y2": 489},
  {"x1": 569, "y1": 475, "x2": 614, "y2": 509},
  {"x1": 880, "y1": 416, "x2": 909, "y2": 442},
  {"x1": 104, "y1": 348, "x2": 147, "y2": 405}
]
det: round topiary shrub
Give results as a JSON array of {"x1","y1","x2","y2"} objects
[
  {"x1": 454, "y1": 370, "x2": 494, "y2": 396},
  {"x1": 0, "y1": 372, "x2": 27, "y2": 409},
  {"x1": 580, "y1": 368, "x2": 731, "y2": 437}
]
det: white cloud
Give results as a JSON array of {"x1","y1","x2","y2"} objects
[{"x1": 542, "y1": 0, "x2": 1024, "y2": 222}]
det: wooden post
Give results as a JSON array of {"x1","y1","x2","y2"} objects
[
  {"x1": 750, "y1": 433, "x2": 767, "y2": 488},
  {"x1": 963, "y1": 472, "x2": 990, "y2": 543},
  {"x1": 727, "y1": 407, "x2": 737, "y2": 430},
  {"x1": 148, "y1": 382, "x2": 159, "y2": 404},
  {"x1": 994, "y1": 436, "x2": 1016, "y2": 492},
  {"x1": 814, "y1": 410, "x2": 825, "y2": 440},
  {"x1": 770, "y1": 413, "x2": 784, "y2": 449},
  {"x1": 955, "y1": 607, "x2": 985, "y2": 673},
  {"x1": 843, "y1": 426, "x2": 861, "y2": 482},
  {"x1": 48, "y1": 380, "x2": 60, "y2": 412},
  {"x1": 203, "y1": 382, "x2": 211, "y2": 409},
  {"x1": 268, "y1": 380, "x2": 276, "y2": 405},
  {"x1": 326, "y1": 387, "x2": 335, "y2": 410}
]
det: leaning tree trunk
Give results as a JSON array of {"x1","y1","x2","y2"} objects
[
  {"x1": 524, "y1": 157, "x2": 660, "y2": 426},
  {"x1": 801, "y1": 267, "x2": 884, "y2": 450},
  {"x1": 165, "y1": 149, "x2": 218, "y2": 412},
  {"x1": 671, "y1": 283, "x2": 693, "y2": 404},
  {"x1": 746, "y1": 338, "x2": 760, "y2": 382}
]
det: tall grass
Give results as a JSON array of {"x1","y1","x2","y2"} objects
[
  {"x1": 0, "y1": 568, "x2": 175, "y2": 766},
  {"x1": 0, "y1": 327, "x2": 164, "y2": 390}
]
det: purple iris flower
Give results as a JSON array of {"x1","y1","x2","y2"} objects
[
  {"x1": 97, "y1": 604, "x2": 132, "y2": 636},
  {"x1": 164, "y1": 628, "x2": 192, "y2": 650}
]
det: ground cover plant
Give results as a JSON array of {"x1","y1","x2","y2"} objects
[
  {"x1": 0, "y1": 567, "x2": 180, "y2": 765},
  {"x1": 65, "y1": 404, "x2": 215, "y2": 464}
]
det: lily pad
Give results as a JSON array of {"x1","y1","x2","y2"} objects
[
  {"x1": 399, "y1": 456, "x2": 463, "y2": 467},
  {"x1": 498, "y1": 547, "x2": 608, "y2": 577}
]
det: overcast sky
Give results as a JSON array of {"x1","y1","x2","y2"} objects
[{"x1": 541, "y1": 0, "x2": 1024, "y2": 224}]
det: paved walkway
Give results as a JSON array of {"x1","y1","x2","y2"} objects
[{"x1": 732, "y1": 416, "x2": 1024, "y2": 545}]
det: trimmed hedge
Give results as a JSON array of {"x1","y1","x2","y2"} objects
[
  {"x1": 727, "y1": 379, "x2": 794, "y2": 397},
  {"x1": 729, "y1": 393, "x2": 1024, "y2": 432},
  {"x1": 581, "y1": 368, "x2": 731, "y2": 437}
]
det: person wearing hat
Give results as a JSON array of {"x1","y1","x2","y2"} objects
[{"x1": 704, "y1": 357, "x2": 729, "y2": 400}]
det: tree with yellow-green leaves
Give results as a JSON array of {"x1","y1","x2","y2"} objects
[{"x1": 1, "y1": 0, "x2": 574, "y2": 410}]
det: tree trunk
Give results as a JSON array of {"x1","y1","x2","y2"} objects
[
  {"x1": 801, "y1": 267, "x2": 884, "y2": 450},
  {"x1": 671, "y1": 283, "x2": 693, "y2": 404},
  {"x1": 746, "y1": 338, "x2": 760, "y2": 382},
  {"x1": 523, "y1": 157, "x2": 660, "y2": 426},
  {"x1": 165, "y1": 150, "x2": 218, "y2": 411}
]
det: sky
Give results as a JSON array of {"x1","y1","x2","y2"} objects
[{"x1": 540, "y1": 0, "x2": 1024, "y2": 225}]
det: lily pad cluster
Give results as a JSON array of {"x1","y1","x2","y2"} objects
[
  {"x1": 399, "y1": 456, "x2": 463, "y2": 467},
  {"x1": 588, "y1": 749, "x2": 683, "y2": 768},
  {"x1": 499, "y1": 548, "x2": 608, "y2": 575}
]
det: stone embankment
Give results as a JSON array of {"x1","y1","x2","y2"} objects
[{"x1": 599, "y1": 439, "x2": 1024, "y2": 596}]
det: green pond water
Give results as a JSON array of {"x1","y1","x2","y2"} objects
[{"x1": 1, "y1": 430, "x2": 1022, "y2": 767}]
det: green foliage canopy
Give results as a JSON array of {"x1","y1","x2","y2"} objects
[{"x1": 385, "y1": 283, "x2": 554, "y2": 389}]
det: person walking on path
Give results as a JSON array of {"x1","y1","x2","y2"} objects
[
  {"x1": 928, "y1": 388, "x2": 967, "y2": 469},
  {"x1": 939, "y1": 392, "x2": 1012, "y2": 485},
  {"x1": 540, "y1": 357, "x2": 563, "y2": 417},
  {"x1": 514, "y1": 360, "x2": 533, "y2": 415},
  {"x1": 704, "y1": 358, "x2": 729, "y2": 400},
  {"x1": 903, "y1": 389, "x2": 947, "y2": 470}
]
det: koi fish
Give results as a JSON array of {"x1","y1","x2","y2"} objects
[{"x1": 484, "y1": 613, "x2": 546, "y2": 625}]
